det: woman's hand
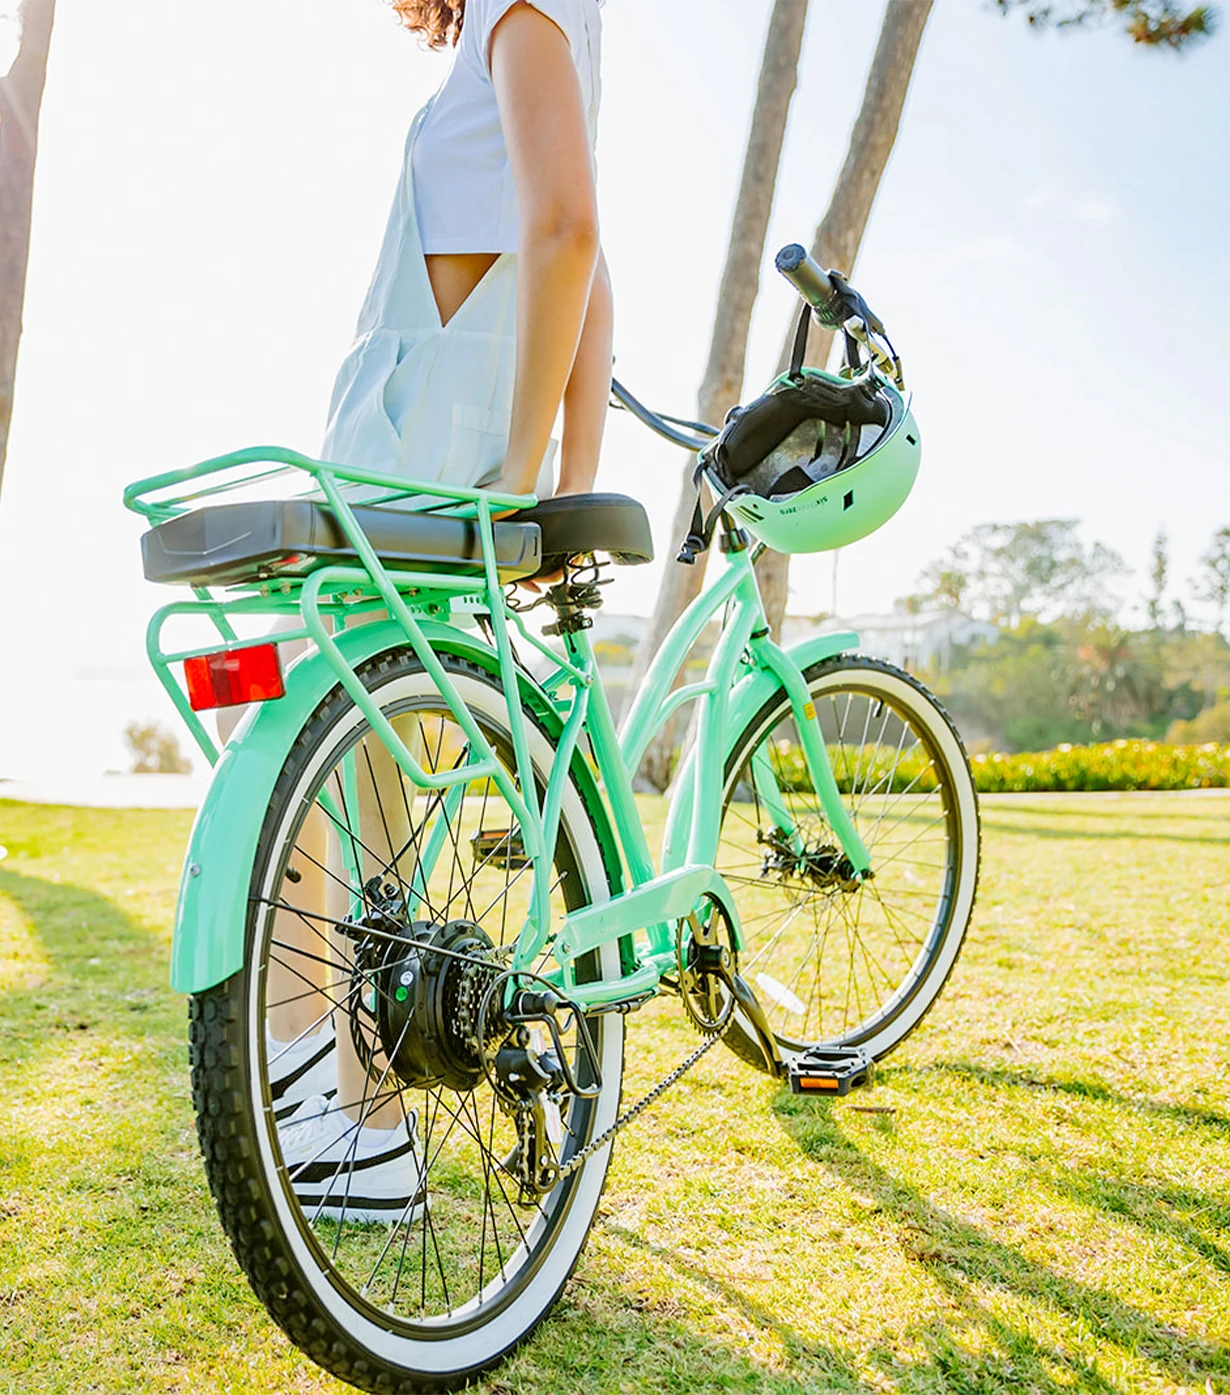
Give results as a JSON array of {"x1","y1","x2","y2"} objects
[{"x1": 489, "y1": 2, "x2": 604, "y2": 498}]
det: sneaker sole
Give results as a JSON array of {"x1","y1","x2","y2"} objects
[{"x1": 293, "y1": 1187, "x2": 430, "y2": 1226}]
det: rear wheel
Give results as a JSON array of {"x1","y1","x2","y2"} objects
[
  {"x1": 717, "y1": 656, "x2": 979, "y2": 1067},
  {"x1": 190, "y1": 651, "x2": 623, "y2": 1392}
]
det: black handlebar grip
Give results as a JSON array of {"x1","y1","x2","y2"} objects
[{"x1": 775, "y1": 243, "x2": 836, "y2": 309}]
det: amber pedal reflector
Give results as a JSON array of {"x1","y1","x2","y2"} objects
[
  {"x1": 185, "y1": 643, "x2": 285, "y2": 711},
  {"x1": 797, "y1": 1076, "x2": 841, "y2": 1091}
]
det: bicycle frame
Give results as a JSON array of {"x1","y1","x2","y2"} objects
[{"x1": 125, "y1": 447, "x2": 869, "y2": 1010}]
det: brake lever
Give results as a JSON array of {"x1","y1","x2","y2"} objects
[{"x1": 843, "y1": 316, "x2": 905, "y2": 390}]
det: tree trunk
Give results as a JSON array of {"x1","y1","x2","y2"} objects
[
  {"x1": 755, "y1": 0, "x2": 933, "y2": 639},
  {"x1": 628, "y1": 0, "x2": 810, "y2": 791},
  {"x1": 0, "y1": 0, "x2": 55, "y2": 502}
]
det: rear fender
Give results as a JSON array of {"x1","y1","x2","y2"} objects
[
  {"x1": 171, "y1": 619, "x2": 621, "y2": 993},
  {"x1": 661, "y1": 630, "x2": 858, "y2": 871}
]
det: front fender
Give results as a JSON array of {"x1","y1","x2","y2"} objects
[
  {"x1": 661, "y1": 630, "x2": 858, "y2": 872},
  {"x1": 170, "y1": 619, "x2": 622, "y2": 993}
]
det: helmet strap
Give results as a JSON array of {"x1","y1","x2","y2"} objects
[
  {"x1": 677, "y1": 458, "x2": 748, "y2": 566},
  {"x1": 788, "y1": 302, "x2": 812, "y2": 381}
]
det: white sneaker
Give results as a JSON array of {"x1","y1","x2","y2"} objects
[
  {"x1": 268, "y1": 1022, "x2": 336, "y2": 1121},
  {"x1": 278, "y1": 1094, "x2": 427, "y2": 1225}
]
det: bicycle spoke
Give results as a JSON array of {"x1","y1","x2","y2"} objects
[
  {"x1": 716, "y1": 670, "x2": 965, "y2": 1048},
  {"x1": 238, "y1": 665, "x2": 621, "y2": 1342}
]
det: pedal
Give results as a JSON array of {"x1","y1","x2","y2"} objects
[
  {"x1": 787, "y1": 1044, "x2": 875, "y2": 1096},
  {"x1": 471, "y1": 827, "x2": 529, "y2": 870}
]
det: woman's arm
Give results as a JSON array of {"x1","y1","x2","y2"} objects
[
  {"x1": 558, "y1": 249, "x2": 612, "y2": 495},
  {"x1": 489, "y1": 2, "x2": 601, "y2": 496}
]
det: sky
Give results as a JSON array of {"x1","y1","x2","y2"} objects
[{"x1": 0, "y1": 0, "x2": 1227, "y2": 777}]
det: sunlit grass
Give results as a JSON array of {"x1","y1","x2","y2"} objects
[{"x1": 1, "y1": 793, "x2": 1227, "y2": 1394}]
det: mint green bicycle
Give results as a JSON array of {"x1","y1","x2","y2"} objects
[{"x1": 126, "y1": 248, "x2": 979, "y2": 1392}]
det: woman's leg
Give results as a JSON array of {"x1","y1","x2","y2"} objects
[{"x1": 333, "y1": 711, "x2": 423, "y2": 1129}]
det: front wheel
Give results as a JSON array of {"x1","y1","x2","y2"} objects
[
  {"x1": 189, "y1": 650, "x2": 624, "y2": 1392},
  {"x1": 718, "y1": 655, "x2": 980, "y2": 1067}
]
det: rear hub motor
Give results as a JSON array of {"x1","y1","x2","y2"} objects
[{"x1": 355, "y1": 907, "x2": 502, "y2": 1092}]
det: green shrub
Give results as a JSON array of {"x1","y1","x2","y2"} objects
[
  {"x1": 969, "y1": 740, "x2": 1230, "y2": 792},
  {"x1": 769, "y1": 739, "x2": 1230, "y2": 794},
  {"x1": 1167, "y1": 699, "x2": 1230, "y2": 745}
]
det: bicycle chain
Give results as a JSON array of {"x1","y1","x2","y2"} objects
[{"x1": 554, "y1": 1019, "x2": 728, "y2": 1181}]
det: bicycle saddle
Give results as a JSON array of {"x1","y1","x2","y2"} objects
[
  {"x1": 514, "y1": 493, "x2": 654, "y2": 574},
  {"x1": 140, "y1": 499, "x2": 543, "y2": 587}
]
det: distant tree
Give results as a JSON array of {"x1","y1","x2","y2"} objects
[
  {"x1": 753, "y1": 0, "x2": 1213, "y2": 638},
  {"x1": 1193, "y1": 526, "x2": 1230, "y2": 637},
  {"x1": 1146, "y1": 527, "x2": 1169, "y2": 630},
  {"x1": 1067, "y1": 623, "x2": 1162, "y2": 736},
  {"x1": 917, "y1": 519, "x2": 1126, "y2": 626},
  {"x1": 918, "y1": 553, "x2": 970, "y2": 611},
  {"x1": 0, "y1": 0, "x2": 55, "y2": 502},
  {"x1": 992, "y1": 0, "x2": 1216, "y2": 47},
  {"x1": 124, "y1": 721, "x2": 192, "y2": 774},
  {"x1": 1167, "y1": 698, "x2": 1230, "y2": 743},
  {"x1": 1163, "y1": 625, "x2": 1230, "y2": 711}
]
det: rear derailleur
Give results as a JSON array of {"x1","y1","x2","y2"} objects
[{"x1": 480, "y1": 977, "x2": 603, "y2": 1205}]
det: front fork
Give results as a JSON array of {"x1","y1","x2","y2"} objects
[{"x1": 747, "y1": 634, "x2": 872, "y2": 878}]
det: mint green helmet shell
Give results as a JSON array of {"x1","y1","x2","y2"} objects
[{"x1": 723, "y1": 369, "x2": 920, "y2": 556}]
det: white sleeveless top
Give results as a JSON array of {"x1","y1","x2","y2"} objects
[
  {"x1": 320, "y1": 0, "x2": 602, "y2": 495},
  {"x1": 414, "y1": 0, "x2": 602, "y2": 254}
]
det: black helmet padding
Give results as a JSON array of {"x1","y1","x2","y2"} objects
[{"x1": 711, "y1": 373, "x2": 888, "y2": 487}]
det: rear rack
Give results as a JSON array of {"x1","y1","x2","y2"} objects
[
  {"x1": 125, "y1": 446, "x2": 541, "y2": 770},
  {"x1": 122, "y1": 443, "x2": 534, "y2": 525}
]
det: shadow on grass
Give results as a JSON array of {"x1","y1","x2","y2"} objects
[
  {"x1": 1057, "y1": 1171, "x2": 1230, "y2": 1280},
  {"x1": 596, "y1": 1220, "x2": 873, "y2": 1393},
  {"x1": 978, "y1": 816, "x2": 1230, "y2": 848},
  {"x1": 911, "y1": 1060, "x2": 1230, "y2": 1138},
  {"x1": 0, "y1": 867, "x2": 175, "y2": 1072},
  {"x1": 1, "y1": 869, "x2": 863, "y2": 1394},
  {"x1": 772, "y1": 1090, "x2": 1229, "y2": 1393},
  {"x1": 981, "y1": 801, "x2": 1230, "y2": 820}
]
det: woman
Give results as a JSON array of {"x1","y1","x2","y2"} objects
[
  {"x1": 269, "y1": 0, "x2": 612, "y2": 1221},
  {"x1": 322, "y1": 0, "x2": 612, "y2": 501}
]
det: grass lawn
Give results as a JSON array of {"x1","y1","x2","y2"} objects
[{"x1": 0, "y1": 792, "x2": 1227, "y2": 1395}]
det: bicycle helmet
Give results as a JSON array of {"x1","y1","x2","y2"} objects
[{"x1": 701, "y1": 365, "x2": 920, "y2": 556}]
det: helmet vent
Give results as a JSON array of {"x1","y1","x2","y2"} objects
[
  {"x1": 843, "y1": 490, "x2": 854, "y2": 511},
  {"x1": 906, "y1": 433, "x2": 918, "y2": 445}
]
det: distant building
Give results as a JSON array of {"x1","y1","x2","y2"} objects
[{"x1": 784, "y1": 609, "x2": 997, "y2": 674}]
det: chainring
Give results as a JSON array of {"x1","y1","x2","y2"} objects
[{"x1": 676, "y1": 896, "x2": 739, "y2": 1034}]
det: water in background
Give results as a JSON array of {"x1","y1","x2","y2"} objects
[{"x1": 0, "y1": 669, "x2": 200, "y2": 780}]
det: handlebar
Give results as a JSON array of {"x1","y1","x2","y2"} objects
[
  {"x1": 774, "y1": 243, "x2": 837, "y2": 310},
  {"x1": 775, "y1": 242, "x2": 905, "y2": 388},
  {"x1": 609, "y1": 378, "x2": 717, "y2": 453},
  {"x1": 611, "y1": 240, "x2": 905, "y2": 452}
]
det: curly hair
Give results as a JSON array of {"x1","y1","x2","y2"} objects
[{"x1": 391, "y1": 1, "x2": 466, "y2": 48}]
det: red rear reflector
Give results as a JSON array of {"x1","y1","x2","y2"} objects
[{"x1": 184, "y1": 643, "x2": 285, "y2": 711}]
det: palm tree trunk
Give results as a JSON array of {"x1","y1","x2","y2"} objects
[
  {"x1": 755, "y1": 0, "x2": 933, "y2": 639},
  {"x1": 0, "y1": 0, "x2": 56, "y2": 501},
  {"x1": 628, "y1": 0, "x2": 810, "y2": 791}
]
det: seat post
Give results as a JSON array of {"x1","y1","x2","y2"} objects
[{"x1": 541, "y1": 556, "x2": 611, "y2": 639}]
